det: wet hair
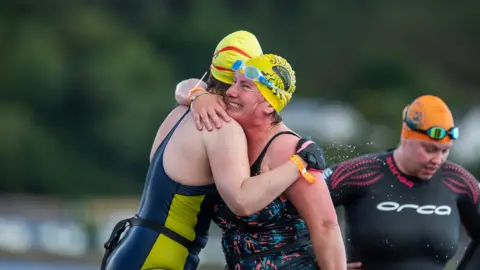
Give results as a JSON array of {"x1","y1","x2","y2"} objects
[
  {"x1": 206, "y1": 74, "x2": 230, "y2": 95},
  {"x1": 270, "y1": 111, "x2": 282, "y2": 125}
]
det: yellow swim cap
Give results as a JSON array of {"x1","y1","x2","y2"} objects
[
  {"x1": 243, "y1": 54, "x2": 296, "y2": 112},
  {"x1": 210, "y1": 30, "x2": 263, "y2": 85}
]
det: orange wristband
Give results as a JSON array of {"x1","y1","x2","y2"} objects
[
  {"x1": 187, "y1": 87, "x2": 206, "y2": 105},
  {"x1": 290, "y1": 155, "x2": 316, "y2": 184}
]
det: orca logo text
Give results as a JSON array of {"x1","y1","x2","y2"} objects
[{"x1": 376, "y1": 201, "x2": 451, "y2": 216}]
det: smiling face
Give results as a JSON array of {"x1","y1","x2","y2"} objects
[{"x1": 224, "y1": 72, "x2": 273, "y2": 126}]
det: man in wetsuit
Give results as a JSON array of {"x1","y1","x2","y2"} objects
[
  {"x1": 321, "y1": 95, "x2": 480, "y2": 270},
  {"x1": 101, "y1": 31, "x2": 327, "y2": 270}
]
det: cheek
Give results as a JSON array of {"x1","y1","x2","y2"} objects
[
  {"x1": 416, "y1": 150, "x2": 432, "y2": 164},
  {"x1": 253, "y1": 101, "x2": 270, "y2": 116},
  {"x1": 238, "y1": 92, "x2": 251, "y2": 103},
  {"x1": 409, "y1": 146, "x2": 428, "y2": 164},
  {"x1": 441, "y1": 151, "x2": 450, "y2": 161},
  {"x1": 243, "y1": 93, "x2": 263, "y2": 109}
]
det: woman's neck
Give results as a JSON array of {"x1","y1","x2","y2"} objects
[{"x1": 244, "y1": 122, "x2": 288, "y2": 162}]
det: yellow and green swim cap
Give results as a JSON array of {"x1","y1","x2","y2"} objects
[
  {"x1": 210, "y1": 30, "x2": 263, "y2": 85},
  {"x1": 241, "y1": 54, "x2": 296, "y2": 112}
]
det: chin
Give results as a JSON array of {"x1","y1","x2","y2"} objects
[
  {"x1": 418, "y1": 171, "x2": 436, "y2": 180},
  {"x1": 226, "y1": 111, "x2": 243, "y2": 123},
  {"x1": 417, "y1": 175, "x2": 433, "y2": 181},
  {"x1": 226, "y1": 108, "x2": 239, "y2": 116}
]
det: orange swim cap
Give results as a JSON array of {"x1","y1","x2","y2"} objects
[{"x1": 401, "y1": 95, "x2": 455, "y2": 143}]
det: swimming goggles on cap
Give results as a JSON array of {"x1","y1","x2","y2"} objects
[
  {"x1": 403, "y1": 111, "x2": 459, "y2": 140},
  {"x1": 232, "y1": 59, "x2": 292, "y2": 98}
]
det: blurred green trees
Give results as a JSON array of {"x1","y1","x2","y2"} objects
[{"x1": 1, "y1": 1, "x2": 479, "y2": 195}]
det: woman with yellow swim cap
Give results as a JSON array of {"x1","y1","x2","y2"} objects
[
  {"x1": 179, "y1": 54, "x2": 347, "y2": 269},
  {"x1": 102, "y1": 31, "x2": 329, "y2": 270},
  {"x1": 175, "y1": 29, "x2": 266, "y2": 131},
  {"x1": 319, "y1": 95, "x2": 480, "y2": 270}
]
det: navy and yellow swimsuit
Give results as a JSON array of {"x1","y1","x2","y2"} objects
[{"x1": 102, "y1": 110, "x2": 218, "y2": 270}]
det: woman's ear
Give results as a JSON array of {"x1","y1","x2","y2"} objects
[{"x1": 264, "y1": 103, "x2": 275, "y2": 115}]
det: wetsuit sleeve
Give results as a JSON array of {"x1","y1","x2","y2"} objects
[
  {"x1": 322, "y1": 163, "x2": 350, "y2": 206},
  {"x1": 454, "y1": 171, "x2": 480, "y2": 270},
  {"x1": 322, "y1": 163, "x2": 360, "y2": 207},
  {"x1": 323, "y1": 157, "x2": 384, "y2": 207}
]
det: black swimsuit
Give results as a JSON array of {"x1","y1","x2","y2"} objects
[{"x1": 212, "y1": 131, "x2": 319, "y2": 269}]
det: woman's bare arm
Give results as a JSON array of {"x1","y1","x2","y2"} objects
[
  {"x1": 269, "y1": 136, "x2": 347, "y2": 270},
  {"x1": 285, "y1": 171, "x2": 347, "y2": 270},
  {"x1": 175, "y1": 78, "x2": 207, "y2": 105},
  {"x1": 202, "y1": 122, "x2": 316, "y2": 216},
  {"x1": 174, "y1": 78, "x2": 230, "y2": 130}
]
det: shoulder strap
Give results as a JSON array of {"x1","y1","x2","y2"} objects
[
  {"x1": 250, "y1": 131, "x2": 299, "y2": 176},
  {"x1": 164, "y1": 108, "x2": 190, "y2": 143},
  {"x1": 152, "y1": 108, "x2": 190, "y2": 158}
]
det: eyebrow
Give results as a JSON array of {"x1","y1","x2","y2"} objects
[
  {"x1": 422, "y1": 142, "x2": 451, "y2": 150},
  {"x1": 238, "y1": 79, "x2": 255, "y2": 86}
]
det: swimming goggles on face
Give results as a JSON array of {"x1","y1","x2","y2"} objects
[{"x1": 232, "y1": 60, "x2": 292, "y2": 98}]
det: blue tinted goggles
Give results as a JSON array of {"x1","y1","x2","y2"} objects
[{"x1": 232, "y1": 60, "x2": 291, "y2": 98}]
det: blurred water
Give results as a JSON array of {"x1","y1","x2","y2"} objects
[
  {"x1": 0, "y1": 261, "x2": 96, "y2": 270},
  {"x1": 0, "y1": 229, "x2": 223, "y2": 270}
]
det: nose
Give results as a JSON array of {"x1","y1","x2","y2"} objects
[
  {"x1": 430, "y1": 152, "x2": 444, "y2": 166},
  {"x1": 226, "y1": 84, "x2": 239, "y2": 97}
]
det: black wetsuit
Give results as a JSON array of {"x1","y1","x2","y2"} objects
[{"x1": 322, "y1": 149, "x2": 480, "y2": 270}]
